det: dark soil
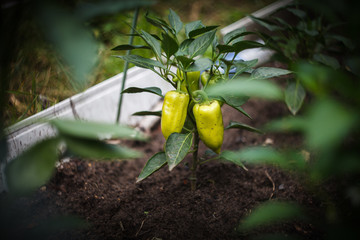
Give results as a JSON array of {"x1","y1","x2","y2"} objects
[
  {"x1": 4, "y1": 96, "x2": 323, "y2": 239},
  {"x1": 13, "y1": 95, "x2": 324, "y2": 240}
]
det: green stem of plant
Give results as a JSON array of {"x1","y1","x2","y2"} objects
[
  {"x1": 177, "y1": 79, "x2": 181, "y2": 92},
  {"x1": 116, "y1": 7, "x2": 140, "y2": 124},
  {"x1": 190, "y1": 131, "x2": 200, "y2": 191},
  {"x1": 193, "y1": 90, "x2": 210, "y2": 103},
  {"x1": 184, "y1": 71, "x2": 192, "y2": 99}
]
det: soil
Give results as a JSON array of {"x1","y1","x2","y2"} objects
[
  {"x1": 3, "y1": 88, "x2": 323, "y2": 239},
  {"x1": 8, "y1": 96, "x2": 324, "y2": 240}
]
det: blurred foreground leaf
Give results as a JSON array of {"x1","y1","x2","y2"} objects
[
  {"x1": 64, "y1": 136, "x2": 142, "y2": 160},
  {"x1": 267, "y1": 99, "x2": 357, "y2": 150},
  {"x1": 251, "y1": 67, "x2": 292, "y2": 80},
  {"x1": 37, "y1": 2, "x2": 98, "y2": 91},
  {"x1": 50, "y1": 119, "x2": 147, "y2": 141},
  {"x1": 238, "y1": 201, "x2": 304, "y2": 231},
  {"x1": 206, "y1": 79, "x2": 283, "y2": 100},
  {"x1": 221, "y1": 147, "x2": 306, "y2": 171},
  {"x1": 303, "y1": 99, "x2": 356, "y2": 150},
  {"x1": 5, "y1": 138, "x2": 60, "y2": 195}
]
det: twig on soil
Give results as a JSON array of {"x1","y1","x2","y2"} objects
[
  {"x1": 265, "y1": 170, "x2": 275, "y2": 199},
  {"x1": 135, "y1": 219, "x2": 146, "y2": 237},
  {"x1": 119, "y1": 221, "x2": 125, "y2": 231}
]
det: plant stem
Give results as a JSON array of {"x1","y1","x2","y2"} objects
[
  {"x1": 190, "y1": 131, "x2": 200, "y2": 191},
  {"x1": 192, "y1": 90, "x2": 209, "y2": 103},
  {"x1": 116, "y1": 7, "x2": 140, "y2": 123}
]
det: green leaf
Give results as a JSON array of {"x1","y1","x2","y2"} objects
[
  {"x1": 122, "y1": 86, "x2": 164, "y2": 97},
  {"x1": 274, "y1": 16, "x2": 293, "y2": 29},
  {"x1": 161, "y1": 33, "x2": 179, "y2": 58},
  {"x1": 228, "y1": 147, "x2": 286, "y2": 165},
  {"x1": 219, "y1": 150, "x2": 246, "y2": 168},
  {"x1": 223, "y1": 27, "x2": 246, "y2": 45},
  {"x1": 137, "y1": 152, "x2": 167, "y2": 183},
  {"x1": 313, "y1": 53, "x2": 340, "y2": 69},
  {"x1": 265, "y1": 117, "x2": 305, "y2": 132},
  {"x1": 345, "y1": 56, "x2": 360, "y2": 77},
  {"x1": 5, "y1": 138, "x2": 60, "y2": 195},
  {"x1": 111, "y1": 44, "x2": 150, "y2": 51},
  {"x1": 115, "y1": 54, "x2": 165, "y2": 70},
  {"x1": 212, "y1": 34, "x2": 219, "y2": 50},
  {"x1": 64, "y1": 136, "x2": 142, "y2": 160},
  {"x1": 221, "y1": 95, "x2": 251, "y2": 118},
  {"x1": 218, "y1": 40, "x2": 264, "y2": 54},
  {"x1": 188, "y1": 30, "x2": 217, "y2": 58},
  {"x1": 165, "y1": 132, "x2": 193, "y2": 171},
  {"x1": 141, "y1": 30, "x2": 162, "y2": 59},
  {"x1": 234, "y1": 40, "x2": 264, "y2": 52},
  {"x1": 206, "y1": 79, "x2": 283, "y2": 100},
  {"x1": 223, "y1": 30, "x2": 256, "y2": 45},
  {"x1": 216, "y1": 44, "x2": 236, "y2": 54},
  {"x1": 285, "y1": 80, "x2": 306, "y2": 115},
  {"x1": 188, "y1": 26, "x2": 218, "y2": 38},
  {"x1": 232, "y1": 59, "x2": 258, "y2": 78},
  {"x1": 168, "y1": 9, "x2": 183, "y2": 34},
  {"x1": 287, "y1": 8, "x2": 307, "y2": 19},
  {"x1": 185, "y1": 58, "x2": 213, "y2": 72},
  {"x1": 294, "y1": 62, "x2": 330, "y2": 95},
  {"x1": 249, "y1": 15, "x2": 284, "y2": 31},
  {"x1": 225, "y1": 121, "x2": 263, "y2": 134},
  {"x1": 223, "y1": 146, "x2": 306, "y2": 171},
  {"x1": 303, "y1": 99, "x2": 357, "y2": 150},
  {"x1": 177, "y1": 39, "x2": 194, "y2": 56},
  {"x1": 185, "y1": 20, "x2": 204, "y2": 38},
  {"x1": 228, "y1": 105, "x2": 251, "y2": 119},
  {"x1": 176, "y1": 55, "x2": 194, "y2": 69},
  {"x1": 145, "y1": 12, "x2": 172, "y2": 32},
  {"x1": 50, "y1": 119, "x2": 147, "y2": 140},
  {"x1": 132, "y1": 111, "x2": 162, "y2": 117},
  {"x1": 239, "y1": 201, "x2": 304, "y2": 231},
  {"x1": 327, "y1": 34, "x2": 355, "y2": 50},
  {"x1": 251, "y1": 67, "x2": 292, "y2": 79}
]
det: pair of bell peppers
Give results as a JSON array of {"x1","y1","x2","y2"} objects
[{"x1": 160, "y1": 70, "x2": 224, "y2": 154}]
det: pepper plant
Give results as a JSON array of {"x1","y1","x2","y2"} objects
[
  {"x1": 249, "y1": 1, "x2": 355, "y2": 115},
  {"x1": 116, "y1": 9, "x2": 291, "y2": 190}
]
